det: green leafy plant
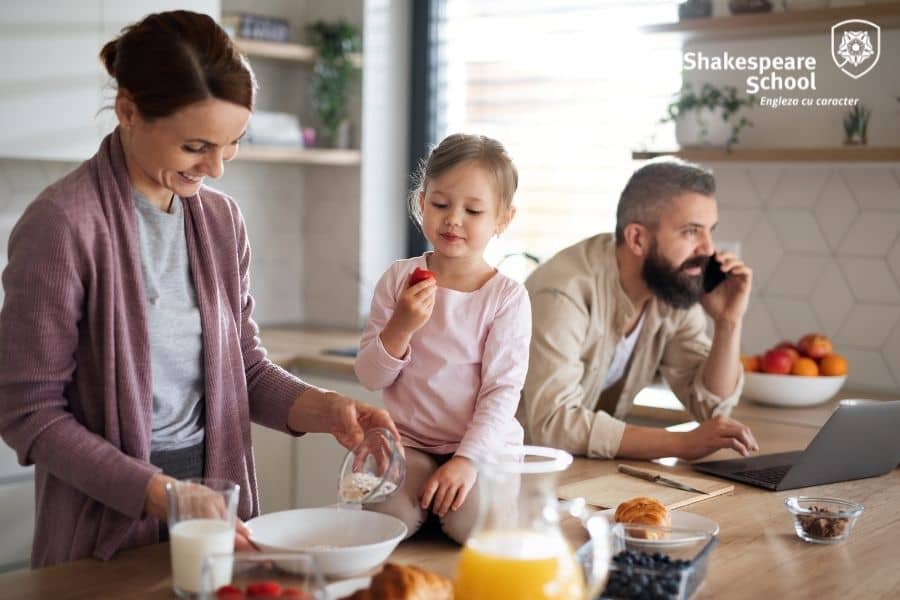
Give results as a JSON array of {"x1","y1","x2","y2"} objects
[
  {"x1": 307, "y1": 20, "x2": 361, "y2": 146},
  {"x1": 661, "y1": 83, "x2": 756, "y2": 149},
  {"x1": 842, "y1": 104, "x2": 871, "y2": 145}
]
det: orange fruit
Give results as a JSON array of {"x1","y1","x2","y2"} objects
[
  {"x1": 819, "y1": 354, "x2": 848, "y2": 376},
  {"x1": 741, "y1": 355, "x2": 760, "y2": 373},
  {"x1": 797, "y1": 333, "x2": 833, "y2": 360},
  {"x1": 791, "y1": 357, "x2": 819, "y2": 377}
]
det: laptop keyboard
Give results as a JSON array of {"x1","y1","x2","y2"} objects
[{"x1": 734, "y1": 465, "x2": 792, "y2": 485}]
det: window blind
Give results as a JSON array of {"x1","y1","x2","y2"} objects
[{"x1": 427, "y1": 0, "x2": 683, "y2": 279}]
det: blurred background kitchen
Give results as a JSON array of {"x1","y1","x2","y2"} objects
[{"x1": 1, "y1": 0, "x2": 898, "y2": 572}]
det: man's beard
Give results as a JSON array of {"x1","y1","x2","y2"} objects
[{"x1": 642, "y1": 241, "x2": 708, "y2": 309}]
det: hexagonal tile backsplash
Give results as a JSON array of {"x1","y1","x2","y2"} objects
[
  {"x1": 2, "y1": 159, "x2": 900, "y2": 395},
  {"x1": 716, "y1": 165, "x2": 900, "y2": 394}
]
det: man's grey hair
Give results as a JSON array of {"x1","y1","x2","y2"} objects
[{"x1": 615, "y1": 158, "x2": 715, "y2": 245}]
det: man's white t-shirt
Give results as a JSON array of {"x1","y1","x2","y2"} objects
[{"x1": 601, "y1": 311, "x2": 646, "y2": 392}]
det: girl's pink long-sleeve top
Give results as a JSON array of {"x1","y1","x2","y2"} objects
[{"x1": 355, "y1": 255, "x2": 531, "y2": 461}]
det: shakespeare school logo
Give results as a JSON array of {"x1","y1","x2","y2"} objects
[{"x1": 832, "y1": 19, "x2": 880, "y2": 79}]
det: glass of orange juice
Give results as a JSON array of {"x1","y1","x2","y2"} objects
[{"x1": 454, "y1": 446, "x2": 610, "y2": 600}]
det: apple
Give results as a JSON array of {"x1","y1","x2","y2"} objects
[
  {"x1": 773, "y1": 341, "x2": 800, "y2": 362},
  {"x1": 797, "y1": 333, "x2": 833, "y2": 360},
  {"x1": 761, "y1": 349, "x2": 793, "y2": 375}
]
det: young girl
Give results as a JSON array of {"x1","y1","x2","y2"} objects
[{"x1": 354, "y1": 133, "x2": 531, "y2": 544}]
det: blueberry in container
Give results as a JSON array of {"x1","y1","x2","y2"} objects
[{"x1": 577, "y1": 522, "x2": 717, "y2": 600}]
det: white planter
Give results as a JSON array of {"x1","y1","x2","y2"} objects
[{"x1": 675, "y1": 107, "x2": 733, "y2": 147}]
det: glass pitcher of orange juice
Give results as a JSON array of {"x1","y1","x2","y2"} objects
[{"x1": 455, "y1": 446, "x2": 610, "y2": 600}]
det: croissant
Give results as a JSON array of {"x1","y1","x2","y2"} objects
[
  {"x1": 614, "y1": 496, "x2": 671, "y2": 539},
  {"x1": 340, "y1": 562, "x2": 454, "y2": 600}
]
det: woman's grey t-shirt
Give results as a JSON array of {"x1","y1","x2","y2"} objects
[{"x1": 132, "y1": 190, "x2": 205, "y2": 451}]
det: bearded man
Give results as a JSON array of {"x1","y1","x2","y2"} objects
[{"x1": 518, "y1": 158, "x2": 758, "y2": 460}]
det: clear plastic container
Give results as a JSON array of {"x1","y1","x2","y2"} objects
[
  {"x1": 578, "y1": 523, "x2": 717, "y2": 600},
  {"x1": 198, "y1": 552, "x2": 325, "y2": 599},
  {"x1": 785, "y1": 496, "x2": 863, "y2": 544},
  {"x1": 337, "y1": 428, "x2": 405, "y2": 505}
]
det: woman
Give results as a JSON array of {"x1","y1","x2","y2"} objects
[{"x1": 0, "y1": 10, "x2": 398, "y2": 568}]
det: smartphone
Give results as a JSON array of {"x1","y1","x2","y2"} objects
[{"x1": 703, "y1": 255, "x2": 727, "y2": 293}]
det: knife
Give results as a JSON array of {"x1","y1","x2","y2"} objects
[{"x1": 617, "y1": 464, "x2": 708, "y2": 495}]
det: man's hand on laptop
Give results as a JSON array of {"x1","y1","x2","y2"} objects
[{"x1": 678, "y1": 415, "x2": 759, "y2": 461}]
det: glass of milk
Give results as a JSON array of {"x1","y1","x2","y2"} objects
[{"x1": 166, "y1": 478, "x2": 240, "y2": 599}]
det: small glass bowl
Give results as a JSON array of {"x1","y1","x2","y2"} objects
[
  {"x1": 198, "y1": 552, "x2": 325, "y2": 599},
  {"x1": 785, "y1": 496, "x2": 863, "y2": 544},
  {"x1": 337, "y1": 428, "x2": 406, "y2": 505}
]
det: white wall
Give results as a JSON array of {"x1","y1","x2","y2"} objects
[
  {"x1": 683, "y1": 31, "x2": 900, "y2": 147},
  {"x1": 0, "y1": 1, "x2": 220, "y2": 162},
  {"x1": 0, "y1": 1, "x2": 411, "y2": 329},
  {"x1": 677, "y1": 14, "x2": 900, "y2": 393},
  {"x1": 714, "y1": 162, "x2": 900, "y2": 393},
  {"x1": 359, "y1": 0, "x2": 411, "y2": 320}
]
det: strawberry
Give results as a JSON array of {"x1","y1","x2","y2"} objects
[
  {"x1": 247, "y1": 580, "x2": 282, "y2": 597},
  {"x1": 408, "y1": 267, "x2": 436, "y2": 286},
  {"x1": 216, "y1": 584, "x2": 245, "y2": 599}
]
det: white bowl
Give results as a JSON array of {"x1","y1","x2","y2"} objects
[
  {"x1": 247, "y1": 507, "x2": 407, "y2": 578},
  {"x1": 743, "y1": 372, "x2": 847, "y2": 407}
]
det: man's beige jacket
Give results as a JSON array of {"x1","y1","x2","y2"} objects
[{"x1": 518, "y1": 233, "x2": 743, "y2": 458}]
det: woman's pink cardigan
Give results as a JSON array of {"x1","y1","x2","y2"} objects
[{"x1": 0, "y1": 130, "x2": 309, "y2": 567}]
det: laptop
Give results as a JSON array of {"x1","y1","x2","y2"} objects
[{"x1": 693, "y1": 399, "x2": 900, "y2": 491}]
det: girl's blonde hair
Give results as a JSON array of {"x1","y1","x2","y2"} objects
[{"x1": 408, "y1": 133, "x2": 518, "y2": 226}]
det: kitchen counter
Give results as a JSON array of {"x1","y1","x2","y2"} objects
[
  {"x1": 259, "y1": 326, "x2": 361, "y2": 378},
  {"x1": 259, "y1": 326, "x2": 890, "y2": 429},
  {"x1": 3, "y1": 412, "x2": 898, "y2": 599}
]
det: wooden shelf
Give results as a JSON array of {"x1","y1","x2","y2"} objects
[
  {"x1": 235, "y1": 38, "x2": 316, "y2": 62},
  {"x1": 632, "y1": 148, "x2": 900, "y2": 163},
  {"x1": 234, "y1": 38, "x2": 362, "y2": 67},
  {"x1": 236, "y1": 145, "x2": 361, "y2": 166},
  {"x1": 641, "y1": 4, "x2": 900, "y2": 41}
]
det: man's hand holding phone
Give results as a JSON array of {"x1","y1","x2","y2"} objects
[
  {"x1": 702, "y1": 255, "x2": 727, "y2": 293},
  {"x1": 700, "y1": 251, "x2": 752, "y2": 326}
]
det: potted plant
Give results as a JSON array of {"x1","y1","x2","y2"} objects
[
  {"x1": 306, "y1": 20, "x2": 361, "y2": 148},
  {"x1": 661, "y1": 83, "x2": 756, "y2": 149},
  {"x1": 842, "y1": 104, "x2": 870, "y2": 146}
]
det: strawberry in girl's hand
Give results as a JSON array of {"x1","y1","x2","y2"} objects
[{"x1": 408, "y1": 267, "x2": 436, "y2": 286}]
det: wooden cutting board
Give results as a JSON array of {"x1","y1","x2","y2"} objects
[{"x1": 558, "y1": 466, "x2": 733, "y2": 510}]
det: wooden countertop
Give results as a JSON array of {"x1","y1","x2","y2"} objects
[
  {"x1": 258, "y1": 326, "x2": 892, "y2": 429},
  {"x1": 259, "y1": 326, "x2": 361, "y2": 378},
  {"x1": 4, "y1": 412, "x2": 898, "y2": 599}
]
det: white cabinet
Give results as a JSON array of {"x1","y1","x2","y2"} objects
[
  {"x1": 0, "y1": 443, "x2": 30, "y2": 482},
  {"x1": 0, "y1": 477, "x2": 35, "y2": 573},
  {"x1": 250, "y1": 422, "x2": 294, "y2": 513},
  {"x1": 291, "y1": 373, "x2": 383, "y2": 509},
  {"x1": 0, "y1": 440, "x2": 33, "y2": 573},
  {"x1": 251, "y1": 372, "x2": 384, "y2": 512},
  {"x1": 0, "y1": 1, "x2": 219, "y2": 162}
]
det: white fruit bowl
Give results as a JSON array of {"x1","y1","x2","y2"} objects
[
  {"x1": 743, "y1": 372, "x2": 847, "y2": 407},
  {"x1": 247, "y1": 507, "x2": 407, "y2": 578}
]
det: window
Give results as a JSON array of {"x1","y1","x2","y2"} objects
[{"x1": 426, "y1": 1, "x2": 682, "y2": 279}]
